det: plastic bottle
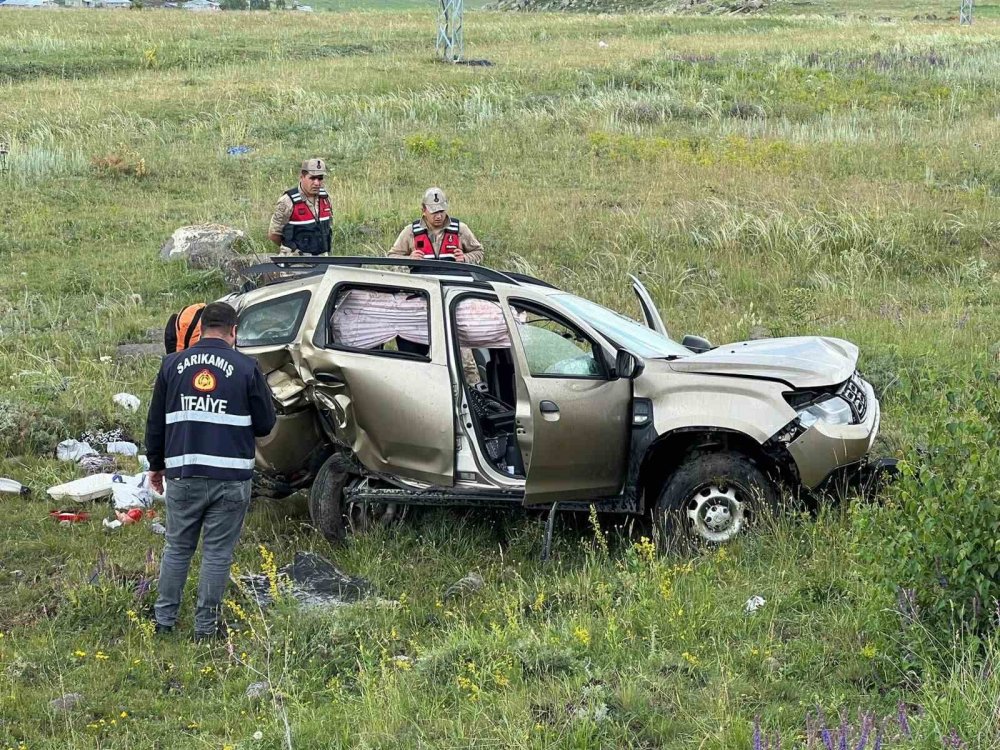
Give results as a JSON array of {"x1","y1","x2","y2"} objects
[{"x1": 0, "y1": 478, "x2": 30, "y2": 496}]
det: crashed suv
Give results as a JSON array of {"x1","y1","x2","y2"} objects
[{"x1": 228, "y1": 257, "x2": 881, "y2": 545}]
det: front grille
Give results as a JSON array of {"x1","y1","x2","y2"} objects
[{"x1": 840, "y1": 374, "x2": 868, "y2": 423}]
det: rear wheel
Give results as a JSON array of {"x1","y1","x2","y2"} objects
[
  {"x1": 654, "y1": 451, "x2": 779, "y2": 546},
  {"x1": 307, "y1": 453, "x2": 407, "y2": 544},
  {"x1": 308, "y1": 453, "x2": 351, "y2": 544}
]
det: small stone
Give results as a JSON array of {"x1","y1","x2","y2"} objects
[
  {"x1": 50, "y1": 693, "x2": 84, "y2": 712},
  {"x1": 245, "y1": 681, "x2": 270, "y2": 701},
  {"x1": 443, "y1": 571, "x2": 485, "y2": 601}
]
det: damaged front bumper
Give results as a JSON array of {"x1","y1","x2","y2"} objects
[{"x1": 786, "y1": 377, "x2": 881, "y2": 489}]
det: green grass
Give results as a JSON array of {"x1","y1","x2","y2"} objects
[{"x1": 1, "y1": 2, "x2": 999, "y2": 748}]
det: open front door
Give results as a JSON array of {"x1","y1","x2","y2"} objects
[
  {"x1": 629, "y1": 274, "x2": 669, "y2": 338},
  {"x1": 492, "y1": 286, "x2": 631, "y2": 507},
  {"x1": 299, "y1": 268, "x2": 455, "y2": 487}
]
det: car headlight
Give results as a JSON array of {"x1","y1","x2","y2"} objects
[{"x1": 797, "y1": 396, "x2": 853, "y2": 428}]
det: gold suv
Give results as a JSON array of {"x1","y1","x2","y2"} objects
[{"x1": 230, "y1": 257, "x2": 881, "y2": 545}]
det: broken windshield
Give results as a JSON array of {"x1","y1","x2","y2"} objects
[{"x1": 551, "y1": 293, "x2": 690, "y2": 359}]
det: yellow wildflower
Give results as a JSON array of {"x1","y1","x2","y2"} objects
[{"x1": 572, "y1": 626, "x2": 591, "y2": 647}]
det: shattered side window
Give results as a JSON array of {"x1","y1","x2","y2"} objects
[
  {"x1": 237, "y1": 292, "x2": 310, "y2": 347},
  {"x1": 510, "y1": 303, "x2": 603, "y2": 378}
]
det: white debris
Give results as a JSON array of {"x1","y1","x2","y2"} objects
[
  {"x1": 99, "y1": 355, "x2": 112, "y2": 364},
  {"x1": 598, "y1": 40, "x2": 608, "y2": 48},
  {"x1": 744, "y1": 595, "x2": 766, "y2": 614},
  {"x1": 56, "y1": 439, "x2": 98, "y2": 462},
  {"x1": 107, "y1": 441, "x2": 139, "y2": 457},
  {"x1": 253, "y1": 731, "x2": 264, "y2": 741},
  {"x1": 111, "y1": 472, "x2": 154, "y2": 510},
  {"x1": 112, "y1": 393, "x2": 141, "y2": 412},
  {"x1": 0, "y1": 478, "x2": 29, "y2": 496},
  {"x1": 103, "y1": 518, "x2": 123, "y2": 531},
  {"x1": 48, "y1": 473, "x2": 115, "y2": 503}
]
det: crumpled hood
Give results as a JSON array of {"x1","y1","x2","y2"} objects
[{"x1": 668, "y1": 336, "x2": 858, "y2": 388}]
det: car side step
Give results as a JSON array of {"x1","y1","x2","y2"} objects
[{"x1": 343, "y1": 484, "x2": 523, "y2": 508}]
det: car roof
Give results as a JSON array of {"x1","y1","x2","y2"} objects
[{"x1": 234, "y1": 256, "x2": 561, "y2": 305}]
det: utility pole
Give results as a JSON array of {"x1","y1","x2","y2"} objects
[
  {"x1": 436, "y1": 0, "x2": 463, "y2": 62},
  {"x1": 960, "y1": 0, "x2": 973, "y2": 25}
]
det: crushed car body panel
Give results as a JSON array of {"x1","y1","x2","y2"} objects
[{"x1": 668, "y1": 336, "x2": 858, "y2": 388}]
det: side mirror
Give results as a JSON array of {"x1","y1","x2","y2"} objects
[
  {"x1": 614, "y1": 349, "x2": 645, "y2": 380},
  {"x1": 681, "y1": 334, "x2": 713, "y2": 354}
]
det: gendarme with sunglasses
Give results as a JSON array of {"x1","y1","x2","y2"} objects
[{"x1": 267, "y1": 158, "x2": 333, "y2": 256}]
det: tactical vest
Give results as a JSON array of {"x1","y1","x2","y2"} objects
[
  {"x1": 412, "y1": 217, "x2": 462, "y2": 261},
  {"x1": 281, "y1": 187, "x2": 332, "y2": 256}
]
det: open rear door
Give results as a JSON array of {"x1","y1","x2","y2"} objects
[
  {"x1": 491, "y1": 285, "x2": 631, "y2": 507},
  {"x1": 629, "y1": 274, "x2": 669, "y2": 338},
  {"x1": 299, "y1": 268, "x2": 455, "y2": 487}
]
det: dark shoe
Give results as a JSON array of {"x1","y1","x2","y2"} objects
[{"x1": 154, "y1": 623, "x2": 174, "y2": 635}]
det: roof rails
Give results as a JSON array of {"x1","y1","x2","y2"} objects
[{"x1": 240, "y1": 256, "x2": 563, "y2": 292}]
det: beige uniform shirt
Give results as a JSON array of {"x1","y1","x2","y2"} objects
[
  {"x1": 388, "y1": 219, "x2": 485, "y2": 265},
  {"x1": 268, "y1": 191, "x2": 325, "y2": 240}
]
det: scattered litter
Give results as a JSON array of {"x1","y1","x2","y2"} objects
[
  {"x1": 744, "y1": 595, "x2": 766, "y2": 614},
  {"x1": 49, "y1": 693, "x2": 84, "y2": 713},
  {"x1": 112, "y1": 393, "x2": 141, "y2": 412},
  {"x1": 443, "y1": 571, "x2": 485, "y2": 601},
  {"x1": 0, "y1": 478, "x2": 30, "y2": 496},
  {"x1": 99, "y1": 355, "x2": 112, "y2": 364},
  {"x1": 598, "y1": 40, "x2": 609, "y2": 48},
  {"x1": 138, "y1": 454, "x2": 151, "y2": 471},
  {"x1": 80, "y1": 426, "x2": 132, "y2": 445},
  {"x1": 48, "y1": 473, "x2": 115, "y2": 503},
  {"x1": 79, "y1": 455, "x2": 118, "y2": 475},
  {"x1": 241, "y1": 551, "x2": 373, "y2": 609},
  {"x1": 253, "y1": 730, "x2": 264, "y2": 741},
  {"x1": 245, "y1": 681, "x2": 270, "y2": 701},
  {"x1": 112, "y1": 472, "x2": 156, "y2": 509},
  {"x1": 56, "y1": 439, "x2": 98, "y2": 462},
  {"x1": 116, "y1": 508, "x2": 145, "y2": 525},
  {"x1": 107, "y1": 441, "x2": 139, "y2": 457},
  {"x1": 103, "y1": 518, "x2": 123, "y2": 531},
  {"x1": 227, "y1": 145, "x2": 252, "y2": 156},
  {"x1": 150, "y1": 521, "x2": 167, "y2": 535},
  {"x1": 50, "y1": 510, "x2": 90, "y2": 523}
]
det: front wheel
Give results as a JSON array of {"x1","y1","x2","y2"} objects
[{"x1": 654, "y1": 451, "x2": 779, "y2": 546}]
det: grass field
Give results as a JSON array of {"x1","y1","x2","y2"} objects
[{"x1": 1, "y1": 2, "x2": 999, "y2": 748}]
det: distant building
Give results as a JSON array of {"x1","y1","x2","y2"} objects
[
  {"x1": 183, "y1": 0, "x2": 220, "y2": 10},
  {"x1": 0, "y1": 0, "x2": 57, "y2": 7}
]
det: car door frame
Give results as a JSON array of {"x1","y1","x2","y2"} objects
[
  {"x1": 489, "y1": 283, "x2": 633, "y2": 507},
  {"x1": 298, "y1": 267, "x2": 456, "y2": 487}
]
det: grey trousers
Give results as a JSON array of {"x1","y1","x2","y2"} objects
[{"x1": 154, "y1": 477, "x2": 251, "y2": 635}]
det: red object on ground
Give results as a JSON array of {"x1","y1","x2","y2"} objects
[
  {"x1": 50, "y1": 510, "x2": 90, "y2": 523},
  {"x1": 126, "y1": 508, "x2": 143, "y2": 522}
]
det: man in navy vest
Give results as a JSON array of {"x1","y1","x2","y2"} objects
[
  {"x1": 146, "y1": 302, "x2": 276, "y2": 641},
  {"x1": 268, "y1": 158, "x2": 333, "y2": 256}
]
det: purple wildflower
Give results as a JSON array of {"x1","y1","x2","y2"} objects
[
  {"x1": 134, "y1": 577, "x2": 150, "y2": 600},
  {"x1": 772, "y1": 731, "x2": 781, "y2": 750},
  {"x1": 897, "y1": 701, "x2": 911, "y2": 738},
  {"x1": 837, "y1": 708, "x2": 848, "y2": 750},
  {"x1": 854, "y1": 712, "x2": 872, "y2": 750},
  {"x1": 753, "y1": 715, "x2": 763, "y2": 750},
  {"x1": 944, "y1": 728, "x2": 967, "y2": 749},
  {"x1": 872, "y1": 719, "x2": 885, "y2": 750},
  {"x1": 821, "y1": 726, "x2": 834, "y2": 750}
]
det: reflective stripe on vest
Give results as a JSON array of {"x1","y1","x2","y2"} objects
[
  {"x1": 413, "y1": 218, "x2": 462, "y2": 260},
  {"x1": 166, "y1": 411, "x2": 253, "y2": 427},
  {"x1": 164, "y1": 454, "x2": 256, "y2": 470}
]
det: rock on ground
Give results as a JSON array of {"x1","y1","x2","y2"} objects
[{"x1": 49, "y1": 693, "x2": 84, "y2": 712}]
